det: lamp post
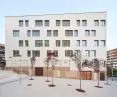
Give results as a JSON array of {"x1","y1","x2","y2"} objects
[
  {"x1": 93, "y1": 58, "x2": 103, "y2": 88},
  {"x1": 29, "y1": 56, "x2": 36, "y2": 80},
  {"x1": 70, "y1": 50, "x2": 85, "y2": 92},
  {"x1": 64, "y1": 60, "x2": 72, "y2": 86},
  {"x1": 44, "y1": 57, "x2": 50, "y2": 82},
  {"x1": 104, "y1": 60, "x2": 111, "y2": 85},
  {"x1": 110, "y1": 50, "x2": 114, "y2": 81},
  {"x1": 18, "y1": 54, "x2": 22, "y2": 85},
  {"x1": 111, "y1": 62, "x2": 114, "y2": 81},
  {"x1": 9, "y1": 57, "x2": 13, "y2": 71}
]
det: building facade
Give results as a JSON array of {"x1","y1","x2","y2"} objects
[
  {"x1": 5, "y1": 12, "x2": 107, "y2": 80},
  {"x1": 107, "y1": 48, "x2": 117, "y2": 68}
]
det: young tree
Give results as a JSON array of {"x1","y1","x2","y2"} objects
[
  {"x1": 82, "y1": 59, "x2": 92, "y2": 68},
  {"x1": 104, "y1": 61, "x2": 111, "y2": 85},
  {"x1": 29, "y1": 56, "x2": 36, "y2": 80},
  {"x1": 44, "y1": 57, "x2": 50, "y2": 82},
  {"x1": 48, "y1": 51, "x2": 57, "y2": 87},
  {"x1": 70, "y1": 51, "x2": 85, "y2": 92},
  {"x1": 93, "y1": 58, "x2": 103, "y2": 88}
]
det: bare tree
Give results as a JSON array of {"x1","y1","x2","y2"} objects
[
  {"x1": 44, "y1": 57, "x2": 50, "y2": 82},
  {"x1": 48, "y1": 51, "x2": 57, "y2": 87},
  {"x1": 70, "y1": 51, "x2": 85, "y2": 92},
  {"x1": 105, "y1": 61, "x2": 111, "y2": 85},
  {"x1": 82, "y1": 59, "x2": 92, "y2": 68},
  {"x1": 93, "y1": 58, "x2": 103, "y2": 88},
  {"x1": 29, "y1": 56, "x2": 36, "y2": 80}
]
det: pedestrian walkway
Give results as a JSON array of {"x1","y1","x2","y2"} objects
[
  {"x1": 0, "y1": 70, "x2": 28, "y2": 85},
  {"x1": 0, "y1": 74, "x2": 117, "y2": 97}
]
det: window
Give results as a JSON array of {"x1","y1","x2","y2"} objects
[
  {"x1": 91, "y1": 30, "x2": 96, "y2": 36},
  {"x1": 76, "y1": 40, "x2": 80, "y2": 47},
  {"x1": 25, "y1": 40, "x2": 29, "y2": 47},
  {"x1": 77, "y1": 20, "x2": 80, "y2": 26},
  {"x1": 100, "y1": 20, "x2": 106, "y2": 26},
  {"x1": 47, "y1": 30, "x2": 52, "y2": 36},
  {"x1": 27, "y1": 50, "x2": 31, "y2": 57},
  {"x1": 13, "y1": 50, "x2": 19, "y2": 57},
  {"x1": 75, "y1": 50, "x2": 81, "y2": 56},
  {"x1": 62, "y1": 20, "x2": 70, "y2": 26},
  {"x1": 19, "y1": 40, "x2": 23, "y2": 47},
  {"x1": 62, "y1": 40, "x2": 70, "y2": 47},
  {"x1": 65, "y1": 30, "x2": 73, "y2": 36},
  {"x1": 85, "y1": 50, "x2": 90, "y2": 57},
  {"x1": 46, "y1": 50, "x2": 58, "y2": 57},
  {"x1": 35, "y1": 40, "x2": 43, "y2": 47},
  {"x1": 47, "y1": 50, "x2": 51, "y2": 56},
  {"x1": 82, "y1": 20, "x2": 87, "y2": 26},
  {"x1": 13, "y1": 30, "x2": 19, "y2": 37},
  {"x1": 32, "y1": 30, "x2": 40, "y2": 37},
  {"x1": 56, "y1": 20, "x2": 61, "y2": 26},
  {"x1": 82, "y1": 40, "x2": 87, "y2": 47},
  {"x1": 25, "y1": 20, "x2": 29, "y2": 27},
  {"x1": 56, "y1": 40, "x2": 61, "y2": 47},
  {"x1": 65, "y1": 50, "x2": 73, "y2": 57},
  {"x1": 53, "y1": 30, "x2": 58, "y2": 36},
  {"x1": 100, "y1": 60, "x2": 105, "y2": 67},
  {"x1": 101, "y1": 40, "x2": 106, "y2": 47},
  {"x1": 74, "y1": 30, "x2": 78, "y2": 36},
  {"x1": 45, "y1": 20, "x2": 49, "y2": 26},
  {"x1": 32, "y1": 50, "x2": 40, "y2": 57},
  {"x1": 27, "y1": 30, "x2": 31, "y2": 37},
  {"x1": 91, "y1": 50, "x2": 96, "y2": 57},
  {"x1": 44, "y1": 40, "x2": 49, "y2": 47},
  {"x1": 94, "y1": 20, "x2": 99, "y2": 26},
  {"x1": 53, "y1": 50, "x2": 58, "y2": 57},
  {"x1": 35, "y1": 20, "x2": 43, "y2": 27},
  {"x1": 94, "y1": 40, "x2": 99, "y2": 47},
  {"x1": 85, "y1": 30, "x2": 90, "y2": 36},
  {"x1": 19, "y1": 20, "x2": 23, "y2": 27}
]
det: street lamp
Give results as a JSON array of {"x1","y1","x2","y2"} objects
[
  {"x1": 29, "y1": 56, "x2": 36, "y2": 80},
  {"x1": 93, "y1": 58, "x2": 103, "y2": 88},
  {"x1": 44, "y1": 57, "x2": 50, "y2": 82},
  {"x1": 64, "y1": 60, "x2": 72, "y2": 86},
  {"x1": 104, "y1": 60, "x2": 111, "y2": 85},
  {"x1": 110, "y1": 50, "x2": 114, "y2": 81},
  {"x1": 17, "y1": 54, "x2": 22, "y2": 85},
  {"x1": 9, "y1": 57, "x2": 13, "y2": 71}
]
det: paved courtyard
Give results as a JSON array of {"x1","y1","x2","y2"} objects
[{"x1": 0, "y1": 71, "x2": 117, "y2": 97}]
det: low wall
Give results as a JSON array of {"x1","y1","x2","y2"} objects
[{"x1": 6, "y1": 66, "x2": 106, "y2": 80}]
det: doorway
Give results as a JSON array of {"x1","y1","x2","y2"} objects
[
  {"x1": 82, "y1": 71, "x2": 92, "y2": 80},
  {"x1": 35, "y1": 67, "x2": 43, "y2": 76},
  {"x1": 100, "y1": 72, "x2": 105, "y2": 80}
]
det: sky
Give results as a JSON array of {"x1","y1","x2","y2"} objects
[{"x1": 0, "y1": 0, "x2": 116, "y2": 50}]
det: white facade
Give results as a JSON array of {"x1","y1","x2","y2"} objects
[{"x1": 5, "y1": 12, "x2": 107, "y2": 71}]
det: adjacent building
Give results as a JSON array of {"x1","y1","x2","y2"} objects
[
  {"x1": 107, "y1": 48, "x2": 117, "y2": 68},
  {"x1": 5, "y1": 12, "x2": 107, "y2": 80}
]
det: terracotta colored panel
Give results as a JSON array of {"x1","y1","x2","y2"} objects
[
  {"x1": 65, "y1": 71, "x2": 78, "y2": 79},
  {"x1": 53, "y1": 70, "x2": 60, "y2": 77}
]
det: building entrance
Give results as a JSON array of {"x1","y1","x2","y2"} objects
[{"x1": 35, "y1": 67, "x2": 43, "y2": 76}]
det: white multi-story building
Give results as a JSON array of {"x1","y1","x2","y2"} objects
[{"x1": 5, "y1": 12, "x2": 107, "y2": 80}]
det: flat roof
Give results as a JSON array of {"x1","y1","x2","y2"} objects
[{"x1": 5, "y1": 11, "x2": 107, "y2": 17}]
